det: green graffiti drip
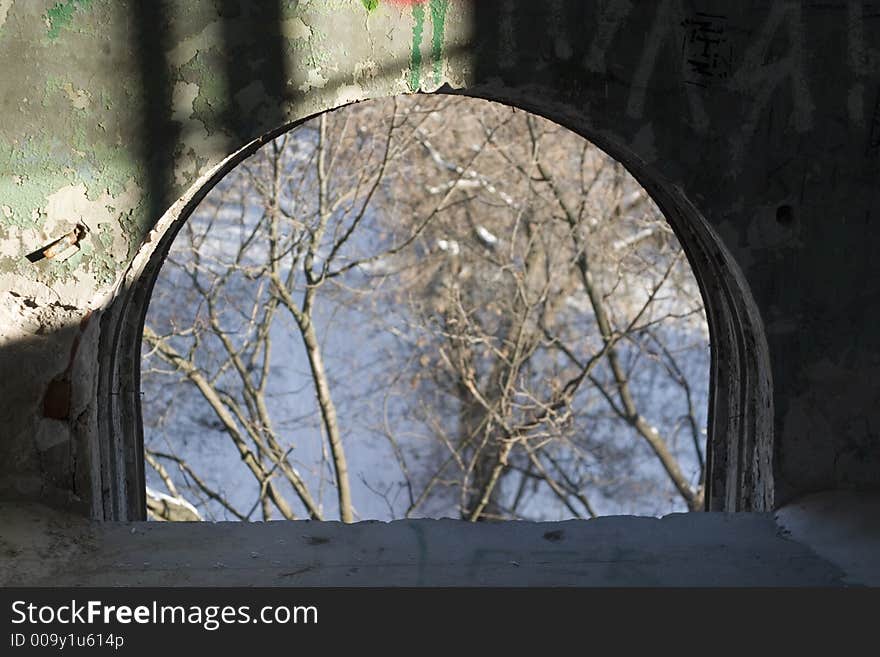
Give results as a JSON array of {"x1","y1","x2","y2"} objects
[
  {"x1": 430, "y1": 0, "x2": 449, "y2": 85},
  {"x1": 361, "y1": 0, "x2": 379, "y2": 12},
  {"x1": 409, "y1": 4, "x2": 426, "y2": 92},
  {"x1": 46, "y1": 0, "x2": 91, "y2": 40}
]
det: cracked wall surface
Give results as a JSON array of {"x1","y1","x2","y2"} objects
[{"x1": 0, "y1": 0, "x2": 879, "y2": 517}]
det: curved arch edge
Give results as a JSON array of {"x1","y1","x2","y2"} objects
[{"x1": 96, "y1": 92, "x2": 775, "y2": 519}]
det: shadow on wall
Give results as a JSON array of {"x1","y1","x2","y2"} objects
[
  {"x1": 131, "y1": 0, "x2": 291, "y2": 237},
  {"x1": 0, "y1": 322, "x2": 98, "y2": 514}
]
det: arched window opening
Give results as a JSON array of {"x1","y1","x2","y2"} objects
[{"x1": 140, "y1": 95, "x2": 710, "y2": 522}]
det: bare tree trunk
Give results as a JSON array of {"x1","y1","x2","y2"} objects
[
  {"x1": 143, "y1": 327, "x2": 301, "y2": 520},
  {"x1": 296, "y1": 314, "x2": 354, "y2": 523}
]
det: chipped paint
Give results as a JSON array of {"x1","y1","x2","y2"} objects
[
  {"x1": 171, "y1": 81, "x2": 200, "y2": 124},
  {"x1": 0, "y1": 0, "x2": 12, "y2": 31},
  {"x1": 171, "y1": 81, "x2": 231, "y2": 189},
  {"x1": 167, "y1": 19, "x2": 223, "y2": 68},
  {"x1": 354, "y1": 58, "x2": 379, "y2": 82},
  {"x1": 299, "y1": 67, "x2": 330, "y2": 93},
  {"x1": 40, "y1": 180, "x2": 141, "y2": 287},
  {"x1": 335, "y1": 83, "x2": 367, "y2": 106},
  {"x1": 281, "y1": 16, "x2": 311, "y2": 41},
  {"x1": 46, "y1": 0, "x2": 91, "y2": 40},
  {"x1": 62, "y1": 82, "x2": 91, "y2": 110}
]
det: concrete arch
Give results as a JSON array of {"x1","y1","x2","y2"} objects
[{"x1": 100, "y1": 90, "x2": 773, "y2": 520}]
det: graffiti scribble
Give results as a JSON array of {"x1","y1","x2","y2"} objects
[{"x1": 681, "y1": 12, "x2": 733, "y2": 88}]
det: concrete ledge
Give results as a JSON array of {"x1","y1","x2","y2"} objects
[
  {"x1": 775, "y1": 491, "x2": 880, "y2": 586},
  {"x1": 4, "y1": 498, "x2": 875, "y2": 586}
]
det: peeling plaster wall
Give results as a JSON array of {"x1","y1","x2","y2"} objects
[{"x1": 0, "y1": 0, "x2": 878, "y2": 517}]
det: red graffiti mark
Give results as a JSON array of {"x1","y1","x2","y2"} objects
[{"x1": 387, "y1": 0, "x2": 430, "y2": 5}]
